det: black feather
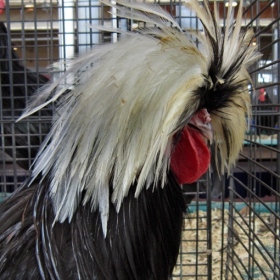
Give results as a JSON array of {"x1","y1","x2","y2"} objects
[
  {"x1": 0, "y1": 172, "x2": 185, "y2": 280},
  {"x1": 187, "y1": 7, "x2": 252, "y2": 115}
]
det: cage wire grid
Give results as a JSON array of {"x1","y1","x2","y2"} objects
[{"x1": 0, "y1": 0, "x2": 279, "y2": 279}]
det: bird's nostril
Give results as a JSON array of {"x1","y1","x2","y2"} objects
[{"x1": 204, "y1": 115, "x2": 211, "y2": 124}]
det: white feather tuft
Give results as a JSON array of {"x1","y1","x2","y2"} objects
[{"x1": 19, "y1": 0, "x2": 260, "y2": 236}]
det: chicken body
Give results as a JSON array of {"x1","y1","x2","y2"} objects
[
  {"x1": 0, "y1": 0, "x2": 260, "y2": 279},
  {"x1": 0, "y1": 111, "x2": 208, "y2": 280}
]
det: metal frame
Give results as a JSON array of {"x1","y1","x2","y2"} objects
[{"x1": 0, "y1": 0, "x2": 279, "y2": 279}]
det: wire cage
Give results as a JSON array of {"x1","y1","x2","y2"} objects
[{"x1": 0, "y1": 0, "x2": 279, "y2": 279}]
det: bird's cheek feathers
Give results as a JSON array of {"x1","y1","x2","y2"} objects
[{"x1": 170, "y1": 126, "x2": 210, "y2": 185}]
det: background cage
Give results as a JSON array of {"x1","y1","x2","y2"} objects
[{"x1": 0, "y1": 0, "x2": 279, "y2": 279}]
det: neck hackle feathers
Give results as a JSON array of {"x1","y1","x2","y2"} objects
[{"x1": 18, "y1": 0, "x2": 260, "y2": 235}]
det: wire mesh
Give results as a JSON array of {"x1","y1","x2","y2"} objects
[
  {"x1": 226, "y1": 0, "x2": 280, "y2": 279},
  {"x1": 0, "y1": 0, "x2": 279, "y2": 279}
]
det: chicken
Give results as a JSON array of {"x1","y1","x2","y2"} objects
[
  {"x1": 0, "y1": 22, "x2": 50, "y2": 171},
  {"x1": 0, "y1": 0, "x2": 260, "y2": 279}
]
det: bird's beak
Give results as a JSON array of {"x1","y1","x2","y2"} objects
[{"x1": 188, "y1": 109, "x2": 213, "y2": 144}]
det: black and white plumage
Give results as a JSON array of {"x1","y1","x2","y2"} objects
[{"x1": 0, "y1": 1, "x2": 260, "y2": 279}]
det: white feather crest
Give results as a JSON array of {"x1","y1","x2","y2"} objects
[
  {"x1": 19, "y1": 0, "x2": 259, "y2": 235},
  {"x1": 25, "y1": 34, "x2": 206, "y2": 235}
]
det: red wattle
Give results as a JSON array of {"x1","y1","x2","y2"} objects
[{"x1": 170, "y1": 126, "x2": 210, "y2": 184}]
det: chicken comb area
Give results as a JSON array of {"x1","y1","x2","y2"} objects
[{"x1": 171, "y1": 126, "x2": 210, "y2": 185}]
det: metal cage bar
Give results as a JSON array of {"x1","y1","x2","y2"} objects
[{"x1": 0, "y1": 0, "x2": 280, "y2": 279}]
